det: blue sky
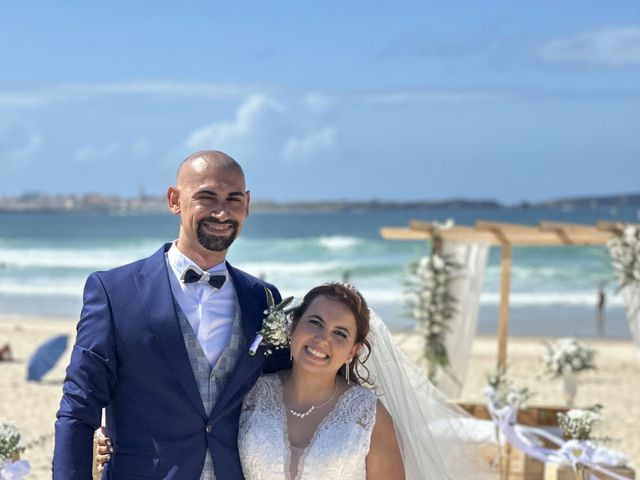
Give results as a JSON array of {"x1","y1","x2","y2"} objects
[{"x1": 1, "y1": 1, "x2": 639, "y2": 203}]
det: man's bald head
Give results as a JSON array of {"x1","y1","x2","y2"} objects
[
  {"x1": 168, "y1": 150, "x2": 250, "y2": 269},
  {"x1": 176, "y1": 150, "x2": 245, "y2": 186}
]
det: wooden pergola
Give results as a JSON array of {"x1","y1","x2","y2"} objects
[{"x1": 380, "y1": 220, "x2": 627, "y2": 368}]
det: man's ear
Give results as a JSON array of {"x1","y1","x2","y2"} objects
[
  {"x1": 167, "y1": 187, "x2": 180, "y2": 214},
  {"x1": 245, "y1": 190, "x2": 251, "y2": 217}
]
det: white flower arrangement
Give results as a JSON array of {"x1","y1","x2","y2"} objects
[
  {"x1": 557, "y1": 405, "x2": 604, "y2": 441},
  {"x1": 485, "y1": 365, "x2": 533, "y2": 411},
  {"x1": 484, "y1": 366, "x2": 534, "y2": 479},
  {"x1": 404, "y1": 220, "x2": 460, "y2": 382},
  {"x1": 0, "y1": 421, "x2": 30, "y2": 480},
  {"x1": 249, "y1": 287, "x2": 294, "y2": 356},
  {"x1": 608, "y1": 224, "x2": 640, "y2": 291},
  {"x1": 542, "y1": 338, "x2": 596, "y2": 378},
  {"x1": 0, "y1": 421, "x2": 24, "y2": 462}
]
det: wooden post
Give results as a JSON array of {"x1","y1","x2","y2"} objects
[
  {"x1": 498, "y1": 242, "x2": 512, "y2": 369},
  {"x1": 475, "y1": 222, "x2": 513, "y2": 369}
]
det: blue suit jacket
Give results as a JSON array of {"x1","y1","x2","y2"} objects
[{"x1": 54, "y1": 244, "x2": 289, "y2": 479}]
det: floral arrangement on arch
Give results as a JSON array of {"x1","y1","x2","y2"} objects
[
  {"x1": 542, "y1": 338, "x2": 596, "y2": 378},
  {"x1": 608, "y1": 224, "x2": 640, "y2": 292},
  {"x1": 485, "y1": 365, "x2": 534, "y2": 411},
  {"x1": 404, "y1": 220, "x2": 461, "y2": 383}
]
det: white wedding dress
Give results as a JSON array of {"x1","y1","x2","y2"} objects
[
  {"x1": 239, "y1": 373, "x2": 377, "y2": 480},
  {"x1": 239, "y1": 312, "x2": 496, "y2": 480}
]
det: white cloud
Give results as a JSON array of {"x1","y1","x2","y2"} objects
[
  {"x1": 130, "y1": 138, "x2": 153, "y2": 158},
  {"x1": 73, "y1": 139, "x2": 155, "y2": 164},
  {"x1": 357, "y1": 90, "x2": 514, "y2": 105},
  {"x1": 0, "y1": 93, "x2": 51, "y2": 109},
  {"x1": 283, "y1": 127, "x2": 337, "y2": 159},
  {"x1": 0, "y1": 123, "x2": 42, "y2": 161},
  {"x1": 184, "y1": 94, "x2": 284, "y2": 151},
  {"x1": 183, "y1": 95, "x2": 339, "y2": 162},
  {"x1": 539, "y1": 26, "x2": 640, "y2": 66},
  {"x1": 74, "y1": 143, "x2": 120, "y2": 164},
  {"x1": 302, "y1": 93, "x2": 334, "y2": 113},
  {"x1": 0, "y1": 81, "x2": 259, "y2": 111},
  {"x1": 58, "y1": 81, "x2": 254, "y2": 99},
  {"x1": 22, "y1": 133, "x2": 42, "y2": 155},
  {"x1": 0, "y1": 81, "x2": 518, "y2": 115}
]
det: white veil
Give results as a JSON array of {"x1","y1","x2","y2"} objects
[{"x1": 366, "y1": 310, "x2": 497, "y2": 480}]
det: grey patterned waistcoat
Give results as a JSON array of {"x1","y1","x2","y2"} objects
[{"x1": 176, "y1": 299, "x2": 245, "y2": 480}]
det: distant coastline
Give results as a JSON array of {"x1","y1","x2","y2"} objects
[{"x1": 0, "y1": 192, "x2": 639, "y2": 214}]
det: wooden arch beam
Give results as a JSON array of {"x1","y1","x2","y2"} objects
[{"x1": 379, "y1": 219, "x2": 636, "y2": 371}]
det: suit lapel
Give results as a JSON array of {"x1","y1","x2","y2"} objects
[
  {"x1": 229, "y1": 263, "x2": 266, "y2": 343},
  {"x1": 210, "y1": 263, "x2": 267, "y2": 417},
  {"x1": 135, "y1": 244, "x2": 207, "y2": 419}
]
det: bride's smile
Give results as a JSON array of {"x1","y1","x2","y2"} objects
[{"x1": 305, "y1": 345, "x2": 329, "y2": 360}]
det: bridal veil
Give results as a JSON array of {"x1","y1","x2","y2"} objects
[{"x1": 367, "y1": 311, "x2": 497, "y2": 480}]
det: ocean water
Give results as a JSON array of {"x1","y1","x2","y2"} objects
[{"x1": 1, "y1": 206, "x2": 638, "y2": 338}]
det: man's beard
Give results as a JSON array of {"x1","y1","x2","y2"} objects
[{"x1": 197, "y1": 219, "x2": 239, "y2": 251}]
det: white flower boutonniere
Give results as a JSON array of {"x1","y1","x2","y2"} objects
[{"x1": 249, "y1": 287, "x2": 294, "y2": 356}]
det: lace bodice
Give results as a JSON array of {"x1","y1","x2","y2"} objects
[{"x1": 239, "y1": 373, "x2": 377, "y2": 480}]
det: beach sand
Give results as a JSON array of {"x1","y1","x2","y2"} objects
[{"x1": 1, "y1": 315, "x2": 638, "y2": 479}]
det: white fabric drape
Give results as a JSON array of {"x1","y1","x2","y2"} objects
[
  {"x1": 437, "y1": 241, "x2": 490, "y2": 398},
  {"x1": 620, "y1": 287, "x2": 640, "y2": 357},
  {"x1": 606, "y1": 227, "x2": 640, "y2": 357}
]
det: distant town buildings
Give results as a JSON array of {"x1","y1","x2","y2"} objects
[
  {"x1": 0, "y1": 192, "x2": 167, "y2": 213},
  {"x1": 0, "y1": 192, "x2": 638, "y2": 214}
]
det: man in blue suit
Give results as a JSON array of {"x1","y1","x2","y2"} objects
[{"x1": 54, "y1": 151, "x2": 288, "y2": 479}]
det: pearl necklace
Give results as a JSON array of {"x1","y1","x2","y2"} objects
[{"x1": 287, "y1": 379, "x2": 339, "y2": 419}]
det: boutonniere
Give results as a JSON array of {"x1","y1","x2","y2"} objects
[{"x1": 249, "y1": 287, "x2": 294, "y2": 356}]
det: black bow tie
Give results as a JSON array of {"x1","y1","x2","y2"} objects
[{"x1": 181, "y1": 266, "x2": 226, "y2": 289}]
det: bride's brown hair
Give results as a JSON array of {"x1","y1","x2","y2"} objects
[{"x1": 290, "y1": 282, "x2": 372, "y2": 385}]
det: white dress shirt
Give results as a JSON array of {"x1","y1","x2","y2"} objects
[{"x1": 166, "y1": 242, "x2": 237, "y2": 367}]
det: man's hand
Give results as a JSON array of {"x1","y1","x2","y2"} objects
[{"x1": 94, "y1": 427, "x2": 113, "y2": 472}]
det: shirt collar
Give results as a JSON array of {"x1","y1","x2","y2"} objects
[{"x1": 167, "y1": 242, "x2": 228, "y2": 281}]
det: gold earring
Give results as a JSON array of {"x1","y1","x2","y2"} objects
[{"x1": 345, "y1": 358, "x2": 352, "y2": 384}]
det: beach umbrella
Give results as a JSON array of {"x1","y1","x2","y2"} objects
[{"x1": 27, "y1": 334, "x2": 69, "y2": 381}]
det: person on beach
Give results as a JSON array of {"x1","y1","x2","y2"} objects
[
  {"x1": 597, "y1": 282, "x2": 606, "y2": 336},
  {"x1": 54, "y1": 151, "x2": 289, "y2": 479},
  {"x1": 0, "y1": 342, "x2": 12, "y2": 361}
]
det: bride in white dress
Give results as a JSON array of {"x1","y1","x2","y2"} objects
[
  {"x1": 238, "y1": 282, "x2": 405, "y2": 480},
  {"x1": 238, "y1": 282, "x2": 496, "y2": 480}
]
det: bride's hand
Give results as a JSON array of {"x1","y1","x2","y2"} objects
[{"x1": 94, "y1": 428, "x2": 113, "y2": 472}]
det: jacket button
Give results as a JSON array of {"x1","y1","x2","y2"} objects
[{"x1": 206, "y1": 424, "x2": 213, "y2": 433}]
